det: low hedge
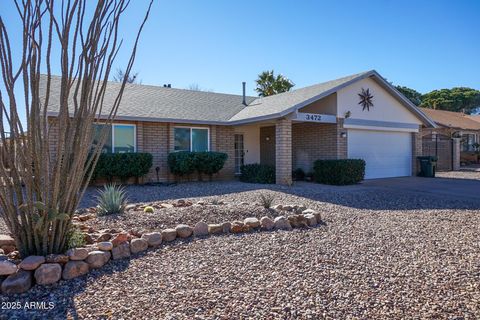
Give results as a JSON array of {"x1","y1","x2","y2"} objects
[
  {"x1": 92, "y1": 153, "x2": 153, "y2": 182},
  {"x1": 194, "y1": 152, "x2": 228, "y2": 179},
  {"x1": 168, "y1": 151, "x2": 228, "y2": 180},
  {"x1": 313, "y1": 159, "x2": 365, "y2": 185},
  {"x1": 240, "y1": 164, "x2": 275, "y2": 184}
]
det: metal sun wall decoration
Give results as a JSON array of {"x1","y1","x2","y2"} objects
[{"x1": 358, "y1": 88, "x2": 374, "y2": 111}]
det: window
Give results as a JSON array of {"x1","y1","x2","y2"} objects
[
  {"x1": 461, "y1": 133, "x2": 478, "y2": 152},
  {"x1": 93, "y1": 124, "x2": 136, "y2": 153},
  {"x1": 174, "y1": 127, "x2": 209, "y2": 152}
]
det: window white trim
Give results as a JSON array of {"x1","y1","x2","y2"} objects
[
  {"x1": 174, "y1": 126, "x2": 210, "y2": 152},
  {"x1": 95, "y1": 123, "x2": 136, "y2": 153},
  {"x1": 112, "y1": 123, "x2": 137, "y2": 153}
]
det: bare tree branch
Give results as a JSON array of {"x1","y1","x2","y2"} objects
[{"x1": 0, "y1": 0, "x2": 153, "y2": 256}]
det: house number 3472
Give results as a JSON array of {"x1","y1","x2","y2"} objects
[{"x1": 305, "y1": 114, "x2": 322, "y2": 121}]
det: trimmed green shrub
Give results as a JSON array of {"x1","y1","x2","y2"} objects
[
  {"x1": 194, "y1": 152, "x2": 228, "y2": 180},
  {"x1": 292, "y1": 168, "x2": 305, "y2": 181},
  {"x1": 168, "y1": 151, "x2": 196, "y2": 177},
  {"x1": 168, "y1": 151, "x2": 228, "y2": 180},
  {"x1": 240, "y1": 164, "x2": 275, "y2": 184},
  {"x1": 313, "y1": 159, "x2": 365, "y2": 185},
  {"x1": 93, "y1": 153, "x2": 153, "y2": 182}
]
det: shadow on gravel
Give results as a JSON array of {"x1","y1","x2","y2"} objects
[
  {"x1": 79, "y1": 177, "x2": 480, "y2": 212},
  {"x1": 0, "y1": 258, "x2": 132, "y2": 319}
]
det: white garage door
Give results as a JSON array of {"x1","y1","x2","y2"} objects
[{"x1": 347, "y1": 130, "x2": 412, "y2": 179}]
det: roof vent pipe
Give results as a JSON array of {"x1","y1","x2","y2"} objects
[{"x1": 242, "y1": 82, "x2": 247, "y2": 105}]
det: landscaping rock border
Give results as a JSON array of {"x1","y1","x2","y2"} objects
[{"x1": 0, "y1": 205, "x2": 322, "y2": 295}]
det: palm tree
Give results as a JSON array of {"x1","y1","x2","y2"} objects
[{"x1": 255, "y1": 70, "x2": 295, "y2": 97}]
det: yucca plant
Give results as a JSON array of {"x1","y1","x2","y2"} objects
[
  {"x1": 259, "y1": 193, "x2": 275, "y2": 209},
  {"x1": 96, "y1": 184, "x2": 128, "y2": 216}
]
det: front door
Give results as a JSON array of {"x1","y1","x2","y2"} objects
[{"x1": 234, "y1": 134, "x2": 244, "y2": 174}]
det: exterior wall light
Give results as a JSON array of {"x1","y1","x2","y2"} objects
[{"x1": 340, "y1": 132, "x2": 347, "y2": 138}]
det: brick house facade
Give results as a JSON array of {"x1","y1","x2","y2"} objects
[{"x1": 45, "y1": 70, "x2": 437, "y2": 184}]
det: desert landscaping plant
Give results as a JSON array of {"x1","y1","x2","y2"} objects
[
  {"x1": 96, "y1": 184, "x2": 128, "y2": 216},
  {"x1": 66, "y1": 226, "x2": 86, "y2": 250},
  {"x1": 143, "y1": 206, "x2": 154, "y2": 213},
  {"x1": 259, "y1": 193, "x2": 275, "y2": 209},
  {"x1": 0, "y1": 0, "x2": 152, "y2": 256}
]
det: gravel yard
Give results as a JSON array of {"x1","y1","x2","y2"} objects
[
  {"x1": 1, "y1": 175, "x2": 480, "y2": 319},
  {"x1": 437, "y1": 170, "x2": 480, "y2": 180}
]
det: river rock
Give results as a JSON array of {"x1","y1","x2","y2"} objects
[
  {"x1": 46, "y1": 254, "x2": 69, "y2": 264},
  {"x1": 274, "y1": 216, "x2": 292, "y2": 230},
  {"x1": 19, "y1": 256, "x2": 45, "y2": 271},
  {"x1": 208, "y1": 224, "x2": 223, "y2": 235},
  {"x1": 222, "y1": 222, "x2": 232, "y2": 234},
  {"x1": 161, "y1": 229, "x2": 177, "y2": 242},
  {"x1": 66, "y1": 248, "x2": 89, "y2": 261},
  {"x1": 175, "y1": 224, "x2": 193, "y2": 238},
  {"x1": 193, "y1": 222, "x2": 209, "y2": 237},
  {"x1": 141, "y1": 232, "x2": 162, "y2": 247},
  {"x1": 0, "y1": 235, "x2": 15, "y2": 247},
  {"x1": 111, "y1": 233, "x2": 130, "y2": 246},
  {"x1": 288, "y1": 214, "x2": 309, "y2": 228},
  {"x1": 112, "y1": 243, "x2": 130, "y2": 260},
  {"x1": 260, "y1": 216, "x2": 275, "y2": 230},
  {"x1": 86, "y1": 251, "x2": 111, "y2": 268},
  {"x1": 34, "y1": 263, "x2": 62, "y2": 285},
  {"x1": 0, "y1": 260, "x2": 17, "y2": 275},
  {"x1": 304, "y1": 214, "x2": 317, "y2": 226},
  {"x1": 1, "y1": 270, "x2": 32, "y2": 294},
  {"x1": 130, "y1": 238, "x2": 148, "y2": 254},
  {"x1": 244, "y1": 217, "x2": 260, "y2": 228},
  {"x1": 62, "y1": 261, "x2": 89, "y2": 280}
]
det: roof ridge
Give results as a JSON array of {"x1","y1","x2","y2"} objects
[{"x1": 39, "y1": 74, "x2": 256, "y2": 99}]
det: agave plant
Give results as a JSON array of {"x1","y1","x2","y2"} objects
[
  {"x1": 259, "y1": 193, "x2": 275, "y2": 209},
  {"x1": 96, "y1": 184, "x2": 128, "y2": 216}
]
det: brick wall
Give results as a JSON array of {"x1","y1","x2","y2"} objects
[
  {"x1": 138, "y1": 122, "x2": 169, "y2": 182},
  {"x1": 47, "y1": 117, "x2": 236, "y2": 183},
  {"x1": 291, "y1": 122, "x2": 340, "y2": 173},
  {"x1": 275, "y1": 119, "x2": 292, "y2": 185},
  {"x1": 214, "y1": 126, "x2": 235, "y2": 180}
]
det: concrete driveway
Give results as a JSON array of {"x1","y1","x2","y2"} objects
[{"x1": 361, "y1": 173, "x2": 480, "y2": 203}]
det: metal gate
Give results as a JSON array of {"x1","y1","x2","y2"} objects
[{"x1": 422, "y1": 133, "x2": 453, "y2": 171}]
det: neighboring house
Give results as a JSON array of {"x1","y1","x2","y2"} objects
[
  {"x1": 421, "y1": 108, "x2": 480, "y2": 166},
  {"x1": 44, "y1": 70, "x2": 436, "y2": 184},
  {"x1": 421, "y1": 108, "x2": 480, "y2": 150}
]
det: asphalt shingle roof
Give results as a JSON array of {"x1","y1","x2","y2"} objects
[
  {"x1": 420, "y1": 108, "x2": 480, "y2": 131},
  {"x1": 43, "y1": 70, "x2": 435, "y2": 126},
  {"x1": 42, "y1": 75, "x2": 256, "y2": 123},
  {"x1": 228, "y1": 72, "x2": 368, "y2": 122}
]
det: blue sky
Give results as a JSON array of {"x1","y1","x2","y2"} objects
[
  {"x1": 2, "y1": 0, "x2": 479, "y2": 98},
  {"x1": 117, "y1": 0, "x2": 480, "y2": 95}
]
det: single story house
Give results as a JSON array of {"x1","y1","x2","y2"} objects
[
  {"x1": 45, "y1": 70, "x2": 436, "y2": 184},
  {"x1": 421, "y1": 108, "x2": 480, "y2": 166}
]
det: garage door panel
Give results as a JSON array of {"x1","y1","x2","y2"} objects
[{"x1": 348, "y1": 130, "x2": 412, "y2": 179}]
